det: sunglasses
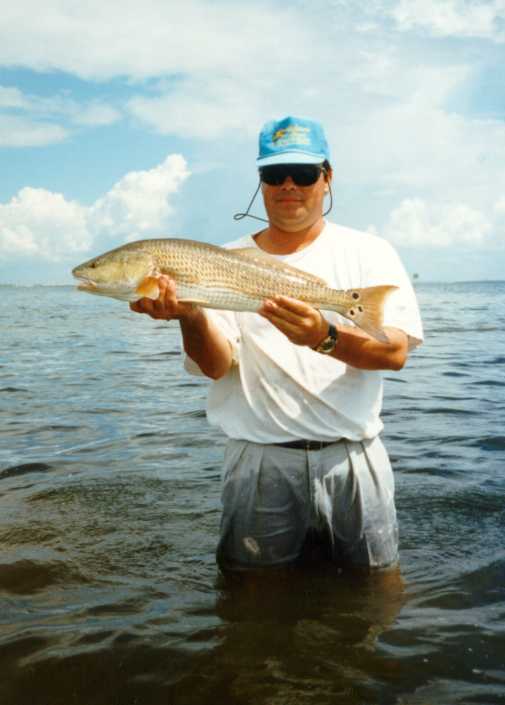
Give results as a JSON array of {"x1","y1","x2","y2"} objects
[{"x1": 259, "y1": 164, "x2": 326, "y2": 187}]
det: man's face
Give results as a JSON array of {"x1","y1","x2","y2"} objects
[{"x1": 260, "y1": 165, "x2": 330, "y2": 232}]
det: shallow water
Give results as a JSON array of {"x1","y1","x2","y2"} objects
[{"x1": 1, "y1": 281, "x2": 505, "y2": 704}]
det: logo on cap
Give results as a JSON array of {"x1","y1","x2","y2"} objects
[{"x1": 272, "y1": 125, "x2": 311, "y2": 147}]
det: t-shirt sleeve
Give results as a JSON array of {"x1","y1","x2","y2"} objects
[
  {"x1": 365, "y1": 239, "x2": 424, "y2": 351},
  {"x1": 183, "y1": 309, "x2": 241, "y2": 376}
]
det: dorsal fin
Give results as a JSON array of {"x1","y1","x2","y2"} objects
[{"x1": 232, "y1": 247, "x2": 329, "y2": 287}]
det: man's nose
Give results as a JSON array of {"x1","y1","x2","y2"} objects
[{"x1": 280, "y1": 175, "x2": 297, "y2": 188}]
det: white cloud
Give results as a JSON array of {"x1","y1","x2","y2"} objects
[
  {"x1": 383, "y1": 197, "x2": 494, "y2": 247},
  {"x1": 0, "y1": 188, "x2": 90, "y2": 259},
  {"x1": 495, "y1": 197, "x2": 505, "y2": 213},
  {"x1": 0, "y1": 114, "x2": 69, "y2": 147},
  {"x1": 0, "y1": 2, "x2": 318, "y2": 142},
  {"x1": 0, "y1": 1, "x2": 311, "y2": 81},
  {"x1": 0, "y1": 85, "x2": 29, "y2": 109},
  {"x1": 68, "y1": 102, "x2": 121, "y2": 127},
  {"x1": 390, "y1": 0, "x2": 505, "y2": 41},
  {"x1": 326, "y1": 60, "x2": 505, "y2": 219},
  {"x1": 493, "y1": 198, "x2": 505, "y2": 244},
  {"x1": 0, "y1": 154, "x2": 190, "y2": 261},
  {"x1": 128, "y1": 77, "x2": 264, "y2": 139},
  {"x1": 0, "y1": 83, "x2": 121, "y2": 147},
  {"x1": 89, "y1": 154, "x2": 190, "y2": 239}
]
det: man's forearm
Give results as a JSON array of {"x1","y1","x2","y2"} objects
[
  {"x1": 258, "y1": 295, "x2": 409, "y2": 372},
  {"x1": 180, "y1": 308, "x2": 234, "y2": 380},
  {"x1": 328, "y1": 326, "x2": 408, "y2": 371}
]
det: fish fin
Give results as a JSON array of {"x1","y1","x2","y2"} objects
[
  {"x1": 330, "y1": 285, "x2": 398, "y2": 343},
  {"x1": 135, "y1": 276, "x2": 160, "y2": 300},
  {"x1": 233, "y1": 247, "x2": 329, "y2": 286}
]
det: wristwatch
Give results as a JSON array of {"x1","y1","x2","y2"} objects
[{"x1": 313, "y1": 322, "x2": 339, "y2": 355}]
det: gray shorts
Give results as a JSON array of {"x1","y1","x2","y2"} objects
[{"x1": 216, "y1": 436, "x2": 398, "y2": 571}]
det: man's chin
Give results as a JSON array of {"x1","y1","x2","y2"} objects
[
  {"x1": 270, "y1": 208, "x2": 305, "y2": 225},
  {"x1": 272, "y1": 219, "x2": 314, "y2": 233}
]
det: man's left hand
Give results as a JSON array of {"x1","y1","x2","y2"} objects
[{"x1": 258, "y1": 296, "x2": 328, "y2": 348}]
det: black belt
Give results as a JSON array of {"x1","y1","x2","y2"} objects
[{"x1": 272, "y1": 439, "x2": 340, "y2": 451}]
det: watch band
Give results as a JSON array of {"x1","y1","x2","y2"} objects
[{"x1": 313, "y1": 323, "x2": 339, "y2": 354}]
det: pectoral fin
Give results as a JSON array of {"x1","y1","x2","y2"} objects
[{"x1": 136, "y1": 276, "x2": 161, "y2": 300}]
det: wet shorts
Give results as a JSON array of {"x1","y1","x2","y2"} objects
[{"x1": 216, "y1": 436, "x2": 398, "y2": 571}]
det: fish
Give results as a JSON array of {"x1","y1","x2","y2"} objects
[{"x1": 72, "y1": 238, "x2": 397, "y2": 342}]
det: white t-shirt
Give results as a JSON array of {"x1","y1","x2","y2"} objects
[{"x1": 185, "y1": 222, "x2": 423, "y2": 443}]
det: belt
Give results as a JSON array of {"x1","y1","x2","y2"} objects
[{"x1": 272, "y1": 439, "x2": 340, "y2": 451}]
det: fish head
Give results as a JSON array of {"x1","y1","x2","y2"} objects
[{"x1": 72, "y1": 245, "x2": 157, "y2": 302}]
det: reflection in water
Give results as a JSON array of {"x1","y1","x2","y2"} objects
[{"x1": 212, "y1": 564, "x2": 407, "y2": 704}]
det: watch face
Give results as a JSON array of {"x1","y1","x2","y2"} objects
[
  {"x1": 320, "y1": 337, "x2": 336, "y2": 353},
  {"x1": 316, "y1": 324, "x2": 338, "y2": 353}
]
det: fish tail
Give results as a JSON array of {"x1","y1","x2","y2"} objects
[{"x1": 327, "y1": 285, "x2": 398, "y2": 343}]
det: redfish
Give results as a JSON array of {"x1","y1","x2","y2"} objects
[{"x1": 72, "y1": 238, "x2": 396, "y2": 342}]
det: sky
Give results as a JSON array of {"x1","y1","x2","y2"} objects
[{"x1": 1, "y1": 0, "x2": 505, "y2": 284}]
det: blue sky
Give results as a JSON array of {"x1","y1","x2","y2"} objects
[{"x1": 1, "y1": 0, "x2": 504, "y2": 284}]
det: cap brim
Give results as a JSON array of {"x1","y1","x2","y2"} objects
[{"x1": 256, "y1": 151, "x2": 326, "y2": 167}]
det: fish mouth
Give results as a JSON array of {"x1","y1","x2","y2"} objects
[
  {"x1": 77, "y1": 281, "x2": 97, "y2": 292},
  {"x1": 72, "y1": 272, "x2": 137, "y2": 301},
  {"x1": 72, "y1": 272, "x2": 98, "y2": 291}
]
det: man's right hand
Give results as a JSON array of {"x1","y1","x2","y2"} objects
[
  {"x1": 130, "y1": 274, "x2": 233, "y2": 380},
  {"x1": 129, "y1": 275, "x2": 199, "y2": 321}
]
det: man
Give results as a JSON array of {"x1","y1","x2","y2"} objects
[{"x1": 131, "y1": 116, "x2": 423, "y2": 574}]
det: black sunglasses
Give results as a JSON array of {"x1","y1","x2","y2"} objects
[{"x1": 259, "y1": 164, "x2": 326, "y2": 187}]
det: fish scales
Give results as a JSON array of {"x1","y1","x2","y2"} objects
[{"x1": 156, "y1": 240, "x2": 339, "y2": 309}]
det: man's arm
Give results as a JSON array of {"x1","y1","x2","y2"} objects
[
  {"x1": 130, "y1": 276, "x2": 234, "y2": 380},
  {"x1": 259, "y1": 295, "x2": 408, "y2": 371}
]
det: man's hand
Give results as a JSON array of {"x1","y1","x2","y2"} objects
[
  {"x1": 130, "y1": 274, "x2": 233, "y2": 380},
  {"x1": 259, "y1": 295, "x2": 327, "y2": 348},
  {"x1": 259, "y1": 294, "x2": 409, "y2": 371},
  {"x1": 129, "y1": 275, "x2": 198, "y2": 321}
]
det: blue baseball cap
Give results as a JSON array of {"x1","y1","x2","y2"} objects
[{"x1": 257, "y1": 116, "x2": 330, "y2": 167}]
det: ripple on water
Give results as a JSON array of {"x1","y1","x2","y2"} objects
[
  {"x1": 0, "y1": 462, "x2": 53, "y2": 480},
  {"x1": 474, "y1": 436, "x2": 505, "y2": 451},
  {"x1": 0, "y1": 558, "x2": 89, "y2": 595},
  {"x1": 471, "y1": 378, "x2": 505, "y2": 387}
]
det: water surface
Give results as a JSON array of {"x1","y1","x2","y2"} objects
[{"x1": 1, "y1": 282, "x2": 505, "y2": 704}]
